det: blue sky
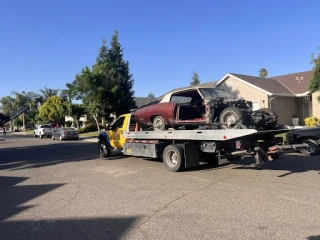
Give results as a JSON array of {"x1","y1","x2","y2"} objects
[{"x1": 1, "y1": 0, "x2": 319, "y2": 99}]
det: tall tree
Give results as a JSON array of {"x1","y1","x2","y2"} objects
[
  {"x1": 258, "y1": 68, "x2": 268, "y2": 78},
  {"x1": 38, "y1": 96, "x2": 67, "y2": 125},
  {"x1": 190, "y1": 71, "x2": 201, "y2": 85},
  {"x1": 70, "y1": 103, "x2": 86, "y2": 129},
  {"x1": 38, "y1": 87, "x2": 60, "y2": 103},
  {"x1": 107, "y1": 30, "x2": 136, "y2": 114},
  {"x1": 148, "y1": 92, "x2": 155, "y2": 98},
  {"x1": 308, "y1": 46, "x2": 320, "y2": 102}
]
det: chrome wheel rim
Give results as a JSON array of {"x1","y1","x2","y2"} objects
[
  {"x1": 154, "y1": 118, "x2": 163, "y2": 130},
  {"x1": 306, "y1": 143, "x2": 316, "y2": 154},
  {"x1": 222, "y1": 112, "x2": 238, "y2": 128},
  {"x1": 167, "y1": 150, "x2": 178, "y2": 167}
]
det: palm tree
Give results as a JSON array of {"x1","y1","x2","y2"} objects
[
  {"x1": 258, "y1": 68, "x2": 268, "y2": 78},
  {"x1": 38, "y1": 87, "x2": 60, "y2": 103}
]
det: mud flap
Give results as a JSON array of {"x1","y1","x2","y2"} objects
[{"x1": 183, "y1": 142, "x2": 200, "y2": 169}]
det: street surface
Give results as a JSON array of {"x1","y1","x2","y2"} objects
[{"x1": 1, "y1": 133, "x2": 320, "y2": 240}]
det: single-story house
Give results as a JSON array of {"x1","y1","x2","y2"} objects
[{"x1": 215, "y1": 70, "x2": 318, "y2": 125}]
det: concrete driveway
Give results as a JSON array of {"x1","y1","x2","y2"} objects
[{"x1": 1, "y1": 134, "x2": 320, "y2": 240}]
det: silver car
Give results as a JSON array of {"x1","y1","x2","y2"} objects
[{"x1": 52, "y1": 127, "x2": 79, "y2": 141}]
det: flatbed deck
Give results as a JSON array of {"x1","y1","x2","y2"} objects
[{"x1": 123, "y1": 128, "x2": 293, "y2": 141}]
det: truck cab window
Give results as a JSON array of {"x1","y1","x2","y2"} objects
[{"x1": 112, "y1": 116, "x2": 125, "y2": 130}]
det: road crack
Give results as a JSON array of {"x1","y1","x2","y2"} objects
[{"x1": 137, "y1": 176, "x2": 236, "y2": 237}]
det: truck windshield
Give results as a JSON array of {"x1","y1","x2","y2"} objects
[{"x1": 199, "y1": 88, "x2": 236, "y2": 99}]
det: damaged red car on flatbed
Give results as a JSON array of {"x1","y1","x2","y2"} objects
[{"x1": 132, "y1": 87, "x2": 279, "y2": 131}]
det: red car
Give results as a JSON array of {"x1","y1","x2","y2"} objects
[{"x1": 133, "y1": 87, "x2": 278, "y2": 131}]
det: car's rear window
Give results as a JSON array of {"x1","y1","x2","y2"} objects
[{"x1": 41, "y1": 125, "x2": 51, "y2": 128}]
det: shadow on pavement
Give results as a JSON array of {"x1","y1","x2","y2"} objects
[
  {"x1": 0, "y1": 176, "x2": 65, "y2": 221},
  {"x1": 0, "y1": 140, "x2": 127, "y2": 171},
  {"x1": 230, "y1": 153, "x2": 320, "y2": 177},
  {"x1": 0, "y1": 216, "x2": 139, "y2": 240}
]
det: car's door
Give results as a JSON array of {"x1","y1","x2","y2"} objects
[{"x1": 109, "y1": 116, "x2": 126, "y2": 149}]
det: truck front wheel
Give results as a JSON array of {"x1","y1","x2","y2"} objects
[
  {"x1": 163, "y1": 144, "x2": 185, "y2": 172},
  {"x1": 98, "y1": 139, "x2": 111, "y2": 158}
]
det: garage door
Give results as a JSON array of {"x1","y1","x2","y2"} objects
[{"x1": 252, "y1": 101, "x2": 260, "y2": 111}]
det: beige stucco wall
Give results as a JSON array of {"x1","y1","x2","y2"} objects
[
  {"x1": 312, "y1": 92, "x2": 320, "y2": 117},
  {"x1": 218, "y1": 76, "x2": 269, "y2": 109}
]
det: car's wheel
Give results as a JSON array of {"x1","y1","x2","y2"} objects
[
  {"x1": 52, "y1": 135, "x2": 55, "y2": 140},
  {"x1": 98, "y1": 139, "x2": 111, "y2": 158},
  {"x1": 219, "y1": 107, "x2": 244, "y2": 129},
  {"x1": 299, "y1": 139, "x2": 319, "y2": 156},
  {"x1": 163, "y1": 144, "x2": 185, "y2": 172},
  {"x1": 258, "y1": 108, "x2": 278, "y2": 129},
  {"x1": 153, "y1": 116, "x2": 166, "y2": 131},
  {"x1": 34, "y1": 133, "x2": 37, "y2": 138}
]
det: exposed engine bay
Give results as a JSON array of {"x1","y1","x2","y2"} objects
[{"x1": 206, "y1": 98, "x2": 278, "y2": 130}]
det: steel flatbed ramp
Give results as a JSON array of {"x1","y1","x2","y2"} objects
[{"x1": 124, "y1": 129, "x2": 259, "y2": 141}]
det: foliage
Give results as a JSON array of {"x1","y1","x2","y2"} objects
[
  {"x1": 78, "y1": 123, "x2": 103, "y2": 133},
  {"x1": 304, "y1": 117, "x2": 320, "y2": 126},
  {"x1": 65, "y1": 121, "x2": 73, "y2": 127},
  {"x1": 148, "y1": 92, "x2": 155, "y2": 98},
  {"x1": 38, "y1": 96, "x2": 67, "y2": 124},
  {"x1": 190, "y1": 71, "x2": 201, "y2": 85},
  {"x1": 72, "y1": 30, "x2": 136, "y2": 131},
  {"x1": 258, "y1": 68, "x2": 268, "y2": 78},
  {"x1": 38, "y1": 87, "x2": 60, "y2": 103},
  {"x1": 308, "y1": 46, "x2": 320, "y2": 96},
  {"x1": 70, "y1": 103, "x2": 86, "y2": 128}
]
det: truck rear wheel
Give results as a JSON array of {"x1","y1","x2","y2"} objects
[
  {"x1": 163, "y1": 144, "x2": 185, "y2": 172},
  {"x1": 98, "y1": 139, "x2": 111, "y2": 158}
]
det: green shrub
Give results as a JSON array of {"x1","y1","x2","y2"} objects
[
  {"x1": 65, "y1": 121, "x2": 73, "y2": 127},
  {"x1": 304, "y1": 117, "x2": 320, "y2": 126},
  {"x1": 78, "y1": 123, "x2": 103, "y2": 133}
]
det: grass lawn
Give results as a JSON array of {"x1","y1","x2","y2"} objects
[{"x1": 79, "y1": 131, "x2": 100, "y2": 138}]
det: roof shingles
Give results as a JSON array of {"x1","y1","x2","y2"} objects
[
  {"x1": 230, "y1": 73, "x2": 294, "y2": 95},
  {"x1": 269, "y1": 70, "x2": 313, "y2": 94}
]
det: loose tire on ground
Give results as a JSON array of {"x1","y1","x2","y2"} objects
[
  {"x1": 152, "y1": 116, "x2": 166, "y2": 131},
  {"x1": 299, "y1": 139, "x2": 319, "y2": 156},
  {"x1": 162, "y1": 144, "x2": 185, "y2": 172},
  {"x1": 219, "y1": 107, "x2": 244, "y2": 129},
  {"x1": 98, "y1": 139, "x2": 111, "y2": 158}
]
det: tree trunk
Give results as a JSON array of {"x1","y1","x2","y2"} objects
[
  {"x1": 76, "y1": 119, "x2": 80, "y2": 129},
  {"x1": 93, "y1": 114, "x2": 100, "y2": 132}
]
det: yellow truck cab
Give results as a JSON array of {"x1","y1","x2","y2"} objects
[{"x1": 98, "y1": 113, "x2": 135, "y2": 157}]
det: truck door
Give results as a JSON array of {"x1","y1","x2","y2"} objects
[{"x1": 108, "y1": 115, "x2": 126, "y2": 149}]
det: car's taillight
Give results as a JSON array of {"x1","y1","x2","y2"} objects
[
  {"x1": 42, "y1": 129, "x2": 44, "y2": 132},
  {"x1": 64, "y1": 131, "x2": 66, "y2": 135}
]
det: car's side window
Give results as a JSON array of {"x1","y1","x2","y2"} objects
[
  {"x1": 170, "y1": 96, "x2": 192, "y2": 104},
  {"x1": 112, "y1": 116, "x2": 125, "y2": 130}
]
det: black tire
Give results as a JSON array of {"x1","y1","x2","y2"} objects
[
  {"x1": 163, "y1": 144, "x2": 185, "y2": 172},
  {"x1": 34, "y1": 133, "x2": 37, "y2": 138},
  {"x1": 258, "y1": 108, "x2": 278, "y2": 129},
  {"x1": 98, "y1": 139, "x2": 111, "y2": 158},
  {"x1": 153, "y1": 116, "x2": 166, "y2": 131},
  {"x1": 299, "y1": 139, "x2": 319, "y2": 156},
  {"x1": 219, "y1": 107, "x2": 244, "y2": 129}
]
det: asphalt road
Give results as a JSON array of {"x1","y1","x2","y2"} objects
[{"x1": 1, "y1": 133, "x2": 320, "y2": 240}]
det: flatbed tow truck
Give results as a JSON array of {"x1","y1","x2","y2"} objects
[{"x1": 98, "y1": 113, "x2": 308, "y2": 172}]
